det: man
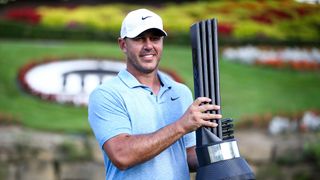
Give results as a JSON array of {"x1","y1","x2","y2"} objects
[{"x1": 88, "y1": 8, "x2": 222, "y2": 180}]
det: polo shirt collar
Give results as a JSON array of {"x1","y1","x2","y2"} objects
[{"x1": 118, "y1": 69, "x2": 172, "y2": 90}]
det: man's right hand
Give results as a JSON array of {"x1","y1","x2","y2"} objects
[{"x1": 176, "y1": 97, "x2": 222, "y2": 134}]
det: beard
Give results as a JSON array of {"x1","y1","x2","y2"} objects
[
  {"x1": 126, "y1": 48, "x2": 161, "y2": 74},
  {"x1": 128, "y1": 57, "x2": 160, "y2": 74}
]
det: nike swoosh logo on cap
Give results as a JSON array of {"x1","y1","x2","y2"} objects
[{"x1": 142, "y1": 16, "x2": 152, "y2": 20}]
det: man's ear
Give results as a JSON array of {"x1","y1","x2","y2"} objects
[{"x1": 118, "y1": 38, "x2": 127, "y2": 53}]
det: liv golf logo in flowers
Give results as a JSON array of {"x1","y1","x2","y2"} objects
[{"x1": 18, "y1": 58, "x2": 182, "y2": 106}]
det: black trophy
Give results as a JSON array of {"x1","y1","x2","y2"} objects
[{"x1": 190, "y1": 18, "x2": 255, "y2": 180}]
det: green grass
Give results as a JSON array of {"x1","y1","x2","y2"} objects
[{"x1": 1, "y1": 39, "x2": 320, "y2": 133}]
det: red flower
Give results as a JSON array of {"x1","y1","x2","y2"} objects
[
  {"x1": 295, "y1": 6, "x2": 311, "y2": 17},
  {"x1": 218, "y1": 23, "x2": 234, "y2": 36},
  {"x1": 267, "y1": 8, "x2": 292, "y2": 20},
  {"x1": 250, "y1": 14, "x2": 273, "y2": 24},
  {"x1": 290, "y1": 60, "x2": 319, "y2": 71},
  {"x1": 4, "y1": 7, "x2": 41, "y2": 24},
  {"x1": 250, "y1": 8, "x2": 292, "y2": 24}
]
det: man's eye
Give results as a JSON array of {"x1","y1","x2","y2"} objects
[
  {"x1": 151, "y1": 36, "x2": 161, "y2": 41},
  {"x1": 133, "y1": 37, "x2": 143, "y2": 41}
]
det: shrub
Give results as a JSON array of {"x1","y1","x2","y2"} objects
[
  {"x1": 0, "y1": 1, "x2": 319, "y2": 45},
  {"x1": 233, "y1": 21, "x2": 286, "y2": 40},
  {"x1": 304, "y1": 140, "x2": 320, "y2": 169}
]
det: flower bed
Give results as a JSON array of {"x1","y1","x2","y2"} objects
[
  {"x1": 223, "y1": 46, "x2": 320, "y2": 71},
  {"x1": 237, "y1": 109, "x2": 320, "y2": 134},
  {"x1": 0, "y1": 1, "x2": 319, "y2": 45},
  {"x1": 17, "y1": 57, "x2": 183, "y2": 106}
]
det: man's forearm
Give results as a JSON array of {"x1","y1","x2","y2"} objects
[{"x1": 103, "y1": 120, "x2": 186, "y2": 170}]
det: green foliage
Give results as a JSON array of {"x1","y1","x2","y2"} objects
[
  {"x1": 256, "y1": 163, "x2": 284, "y2": 179},
  {"x1": 292, "y1": 171, "x2": 313, "y2": 180},
  {"x1": 38, "y1": 5, "x2": 123, "y2": 32},
  {"x1": 160, "y1": 6, "x2": 194, "y2": 33},
  {"x1": 0, "y1": 20, "x2": 119, "y2": 42},
  {"x1": 57, "y1": 140, "x2": 92, "y2": 161},
  {"x1": 304, "y1": 139, "x2": 320, "y2": 169},
  {"x1": 279, "y1": 13, "x2": 320, "y2": 41},
  {"x1": 233, "y1": 21, "x2": 286, "y2": 40},
  {"x1": 1, "y1": 1, "x2": 319, "y2": 45},
  {"x1": 0, "y1": 162, "x2": 7, "y2": 180}
]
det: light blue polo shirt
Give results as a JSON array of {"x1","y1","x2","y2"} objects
[{"x1": 88, "y1": 69, "x2": 195, "y2": 180}]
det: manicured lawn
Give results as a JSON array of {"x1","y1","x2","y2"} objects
[{"x1": 1, "y1": 39, "x2": 320, "y2": 133}]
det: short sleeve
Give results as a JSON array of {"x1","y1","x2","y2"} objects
[{"x1": 88, "y1": 87, "x2": 131, "y2": 149}]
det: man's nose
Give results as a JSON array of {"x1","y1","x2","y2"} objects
[{"x1": 143, "y1": 38, "x2": 153, "y2": 50}]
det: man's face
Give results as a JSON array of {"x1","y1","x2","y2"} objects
[{"x1": 119, "y1": 30, "x2": 164, "y2": 75}]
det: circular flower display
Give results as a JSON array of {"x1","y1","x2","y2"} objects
[{"x1": 18, "y1": 58, "x2": 182, "y2": 106}]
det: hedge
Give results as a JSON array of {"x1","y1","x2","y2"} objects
[{"x1": 1, "y1": 1, "x2": 319, "y2": 46}]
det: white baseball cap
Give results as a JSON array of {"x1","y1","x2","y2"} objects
[{"x1": 120, "y1": 9, "x2": 167, "y2": 38}]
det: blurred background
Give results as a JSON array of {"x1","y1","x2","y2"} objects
[{"x1": 0, "y1": 0, "x2": 319, "y2": 179}]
